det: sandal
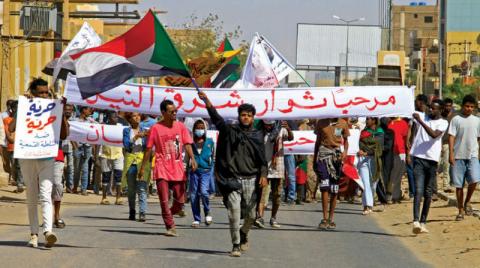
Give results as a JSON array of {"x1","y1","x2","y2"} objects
[
  {"x1": 327, "y1": 221, "x2": 337, "y2": 230},
  {"x1": 100, "y1": 199, "x2": 110, "y2": 205},
  {"x1": 465, "y1": 203, "x2": 474, "y2": 216},
  {"x1": 455, "y1": 213, "x2": 465, "y2": 221},
  {"x1": 54, "y1": 219, "x2": 66, "y2": 229},
  {"x1": 318, "y1": 219, "x2": 329, "y2": 230}
]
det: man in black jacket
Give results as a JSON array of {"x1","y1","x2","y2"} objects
[{"x1": 198, "y1": 91, "x2": 268, "y2": 257}]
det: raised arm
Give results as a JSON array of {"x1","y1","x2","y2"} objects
[{"x1": 198, "y1": 91, "x2": 227, "y2": 132}]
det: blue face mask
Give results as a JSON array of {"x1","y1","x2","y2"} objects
[{"x1": 194, "y1": 129, "x2": 205, "y2": 137}]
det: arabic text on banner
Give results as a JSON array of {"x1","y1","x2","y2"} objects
[
  {"x1": 14, "y1": 96, "x2": 63, "y2": 159},
  {"x1": 67, "y1": 121, "x2": 315, "y2": 155},
  {"x1": 65, "y1": 75, "x2": 415, "y2": 120}
]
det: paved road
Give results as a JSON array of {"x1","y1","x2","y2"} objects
[{"x1": 0, "y1": 198, "x2": 429, "y2": 268}]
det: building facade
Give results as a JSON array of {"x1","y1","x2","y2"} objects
[
  {"x1": 445, "y1": 0, "x2": 480, "y2": 84},
  {"x1": 391, "y1": 4, "x2": 439, "y2": 95}
]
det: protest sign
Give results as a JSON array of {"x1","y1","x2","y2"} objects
[{"x1": 14, "y1": 96, "x2": 63, "y2": 159}]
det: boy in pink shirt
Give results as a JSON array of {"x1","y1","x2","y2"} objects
[{"x1": 139, "y1": 100, "x2": 197, "y2": 237}]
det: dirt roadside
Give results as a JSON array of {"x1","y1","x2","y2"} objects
[{"x1": 371, "y1": 199, "x2": 480, "y2": 267}]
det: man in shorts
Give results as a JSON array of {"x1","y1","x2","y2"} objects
[
  {"x1": 314, "y1": 118, "x2": 349, "y2": 230},
  {"x1": 448, "y1": 95, "x2": 480, "y2": 220}
]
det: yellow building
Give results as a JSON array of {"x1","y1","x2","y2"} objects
[{"x1": 445, "y1": 32, "x2": 480, "y2": 84}]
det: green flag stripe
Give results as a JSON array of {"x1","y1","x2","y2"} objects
[{"x1": 150, "y1": 12, "x2": 190, "y2": 74}]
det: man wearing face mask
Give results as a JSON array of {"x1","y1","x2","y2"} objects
[
  {"x1": 198, "y1": 91, "x2": 268, "y2": 258},
  {"x1": 189, "y1": 119, "x2": 215, "y2": 228}
]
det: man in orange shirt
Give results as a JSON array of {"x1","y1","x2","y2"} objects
[{"x1": 3, "y1": 100, "x2": 24, "y2": 193}]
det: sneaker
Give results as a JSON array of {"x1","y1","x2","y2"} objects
[
  {"x1": 254, "y1": 217, "x2": 265, "y2": 229},
  {"x1": 230, "y1": 244, "x2": 241, "y2": 257},
  {"x1": 420, "y1": 223, "x2": 429, "y2": 234},
  {"x1": 44, "y1": 231, "x2": 57, "y2": 248},
  {"x1": 27, "y1": 234, "x2": 38, "y2": 248},
  {"x1": 16, "y1": 186, "x2": 25, "y2": 193},
  {"x1": 270, "y1": 218, "x2": 281, "y2": 228},
  {"x1": 165, "y1": 228, "x2": 178, "y2": 237},
  {"x1": 205, "y1": 215, "x2": 213, "y2": 226},
  {"x1": 191, "y1": 221, "x2": 200, "y2": 228},
  {"x1": 239, "y1": 230, "x2": 249, "y2": 251},
  {"x1": 129, "y1": 209, "x2": 136, "y2": 221},
  {"x1": 138, "y1": 212, "x2": 146, "y2": 222},
  {"x1": 432, "y1": 194, "x2": 439, "y2": 202},
  {"x1": 412, "y1": 221, "x2": 421, "y2": 234},
  {"x1": 81, "y1": 190, "x2": 88, "y2": 196}
]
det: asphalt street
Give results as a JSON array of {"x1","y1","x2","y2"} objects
[{"x1": 0, "y1": 198, "x2": 429, "y2": 268}]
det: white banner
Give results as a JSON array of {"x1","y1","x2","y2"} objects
[
  {"x1": 67, "y1": 121, "x2": 316, "y2": 155},
  {"x1": 14, "y1": 97, "x2": 63, "y2": 159},
  {"x1": 65, "y1": 75, "x2": 415, "y2": 120},
  {"x1": 54, "y1": 22, "x2": 102, "y2": 81},
  {"x1": 256, "y1": 34, "x2": 295, "y2": 83},
  {"x1": 67, "y1": 121, "x2": 126, "y2": 146},
  {"x1": 234, "y1": 35, "x2": 279, "y2": 88}
]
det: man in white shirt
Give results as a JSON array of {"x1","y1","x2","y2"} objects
[
  {"x1": 409, "y1": 99, "x2": 448, "y2": 234},
  {"x1": 448, "y1": 95, "x2": 480, "y2": 221}
]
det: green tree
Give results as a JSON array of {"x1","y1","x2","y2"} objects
[
  {"x1": 170, "y1": 13, "x2": 248, "y2": 66},
  {"x1": 443, "y1": 66, "x2": 480, "y2": 104}
]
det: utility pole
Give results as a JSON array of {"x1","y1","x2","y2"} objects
[{"x1": 333, "y1": 15, "x2": 365, "y2": 85}]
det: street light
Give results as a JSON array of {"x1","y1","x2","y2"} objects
[{"x1": 333, "y1": 15, "x2": 365, "y2": 85}]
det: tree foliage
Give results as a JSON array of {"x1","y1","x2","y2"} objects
[
  {"x1": 443, "y1": 67, "x2": 480, "y2": 105},
  {"x1": 170, "y1": 13, "x2": 249, "y2": 66}
]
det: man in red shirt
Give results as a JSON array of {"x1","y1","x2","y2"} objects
[
  {"x1": 387, "y1": 117, "x2": 409, "y2": 203},
  {"x1": 139, "y1": 100, "x2": 197, "y2": 237}
]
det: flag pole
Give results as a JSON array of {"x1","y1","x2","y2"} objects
[
  {"x1": 294, "y1": 69, "x2": 311, "y2": 87},
  {"x1": 190, "y1": 77, "x2": 202, "y2": 93}
]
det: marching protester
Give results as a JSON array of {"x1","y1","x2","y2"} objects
[
  {"x1": 62, "y1": 104, "x2": 75, "y2": 195},
  {"x1": 358, "y1": 117, "x2": 384, "y2": 215},
  {"x1": 99, "y1": 111, "x2": 125, "y2": 205},
  {"x1": 406, "y1": 94, "x2": 429, "y2": 200},
  {"x1": 314, "y1": 118, "x2": 349, "y2": 229},
  {"x1": 387, "y1": 117, "x2": 409, "y2": 203},
  {"x1": 198, "y1": 90, "x2": 267, "y2": 257},
  {"x1": 52, "y1": 105, "x2": 71, "y2": 229},
  {"x1": 138, "y1": 100, "x2": 197, "y2": 237},
  {"x1": 4, "y1": 100, "x2": 24, "y2": 193},
  {"x1": 72, "y1": 106, "x2": 94, "y2": 195},
  {"x1": 409, "y1": 99, "x2": 448, "y2": 233},
  {"x1": 440, "y1": 98, "x2": 455, "y2": 193},
  {"x1": 9, "y1": 78, "x2": 69, "y2": 248},
  {"x1": 448, "y1": 95, "x2": 480, "y2": 221},
  {"x1": 256, "y1": 120, "x2": 294, "y2": 228},
  {"x1": 123, "y1": 112, "x2": 149, "y2": 221},
  {"x1": 189, "y1": 119, "x2": 215, "y2": 228}
]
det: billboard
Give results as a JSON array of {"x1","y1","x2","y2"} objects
[{"x1": 296, "y1": 24, "x2": 382, "y2": 68}]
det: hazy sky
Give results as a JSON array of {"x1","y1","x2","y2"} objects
[{"x1": 110, "y1": 0, "x2": 437, "y2": 63}]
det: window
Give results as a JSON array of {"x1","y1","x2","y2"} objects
[
  {"x1": 414, "y1": 14, "x2": 418, "y2": 18},
  {"x1": 424, "y1": 16, "x2": 433, "y2": 23}
]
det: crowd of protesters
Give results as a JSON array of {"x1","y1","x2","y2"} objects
[{"x1": 2, "y1": 78, "x2": 479, "y2": 257}]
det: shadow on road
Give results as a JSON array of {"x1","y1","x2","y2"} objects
[
  {"x1": 0, "y1": 240, "x2": 92, "y2": 249},
  {"x1": 101, "y1": 229, "x2": 165, "y2": 236},
  {"x1": 160, "y1": 247, "x2": 227, "y2": 255},
  {"x1": 74, "y1": 215, "x2": 127, "y2": 221}
]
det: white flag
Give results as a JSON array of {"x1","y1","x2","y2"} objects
[
  {"x1": 234, "y1": 33, "x2": 295, "y2": 88},
  {"x1": 52, "y1": 22, "x2": 102, "y2": 82}
]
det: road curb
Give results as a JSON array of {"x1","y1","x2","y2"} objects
[{"x1": 437, "y1": 191, "x2": 480, "y2": 219}]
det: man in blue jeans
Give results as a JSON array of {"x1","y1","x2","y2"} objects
[
  {"x1": 409, "y1": 99, "x2": 448, "y2": 234},
  {"x1": 448, "y1": 95, "x2": 480, "y2": 221},
  {"x1": 284, "y1": 121, "x2": 298, "y2": 204},
  {"x1": 73, "y1": 106, "x2": 94, "y2": 195}
]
